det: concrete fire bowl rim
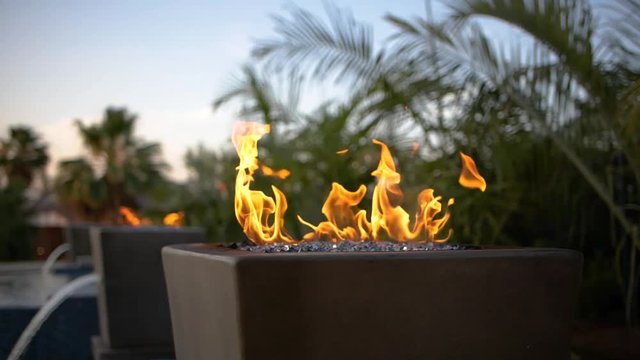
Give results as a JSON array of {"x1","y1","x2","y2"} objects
[{"x1": 163, "y1": 242, "x2": 582, "y2": 264}]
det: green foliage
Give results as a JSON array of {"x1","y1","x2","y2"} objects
[
  {"x1": 253, "y1": 3, "x2": 378, "y2": 86},
  {"x1": 0, "y1": 184, "x2": 33, "y2": 261},
  {"x1": 0, "y1": 126, "x2": 49, "y2": 188},
  {"x1": 0, "y1": 125, "x2": 48, "y2": 260},
  {"x1": 174, "y1": 145, "x2": 243, "y2": 242},
  {"x1": 55, "y1": 158, "x2": 108, "y2": 220},
  {"x1": 55, "y1": 107, "x2": 169, "y2": 222}
]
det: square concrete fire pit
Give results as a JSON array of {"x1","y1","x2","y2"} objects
[
  {"x1": 90, "y1": 226, "x2": 206, "y2": 360},
  {"x1": 65, "y1": 223, "x2": 96, "y2": 263},
  {"x1": 163, "y1": 244, "x2": 581, "y2": 360}
]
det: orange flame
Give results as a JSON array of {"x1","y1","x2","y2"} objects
[
  {"x1": 368, "y1": 140, "x2": 453, "y2": 242},
  {"x1": 260, "y1": 164, "x2": 291, "y2": 179},
  {"x1": 163, "y1": 211, "x2": 185, "y2": 227},
  {"x1": 459, "y1": 152, "x2": 487, "y2": 192},
  {"x1": 119, "y1": 206, "x2": 149, "y2": 226},
  {"x1": 232, "y1": 122, "x2": 294, "y2": 244},
  {"x1": 232, "y1": 122, "x2": 468, "y2": 244},
  {"x1": 298, "y1": 183, "x2": 371, "y2": 241},
  {"x1": 119, "y1": 206, "x2": 186, "y2": 227},
  {"x1": 299, "y1": 141, "x2": 453, "y2": 242}
]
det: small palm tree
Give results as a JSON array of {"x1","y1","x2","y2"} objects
[
  {"x1": 55, "y1": 107, "x2": 168, "y2": 222},
  {"x1": 0, "y1": 126, "x2": 49, "y2": 189},
  {"x1": 0, "y1": 126, "x2": 48, "y2": 260}
]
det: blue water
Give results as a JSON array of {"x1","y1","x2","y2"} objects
[{"x1": 0, "y1": 262, "x2": 98, "y2": 359}]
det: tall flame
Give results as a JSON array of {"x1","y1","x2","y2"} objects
[
  {"x1": 369, "y1": 140, "x2": 453, "y2": 242},
  {"x1": 232, "y1": 122, "x2": 294, "y2": 244},
  {"x1": 459, "y1": 152, "x2": 487, "y2": 192}
]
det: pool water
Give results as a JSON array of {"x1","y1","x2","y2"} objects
[{"x1": 0, "y1": 262, "x2": 98, "y2": 359}]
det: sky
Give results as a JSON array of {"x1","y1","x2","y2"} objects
[{"x1": 0, "y1": 0, "x2": 512, "y2": 181}]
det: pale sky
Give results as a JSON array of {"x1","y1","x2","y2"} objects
[{"x1": 0, "y1": 0, "x2": 513, "y2": 181}]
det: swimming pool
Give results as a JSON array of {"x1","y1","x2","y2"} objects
[{"x1": 0, "y1": 262, "x2": 98, "y2": 359}]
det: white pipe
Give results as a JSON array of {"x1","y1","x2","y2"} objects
[{"x1": 41, "y1": 243, "x2": 71, "y2": 275}]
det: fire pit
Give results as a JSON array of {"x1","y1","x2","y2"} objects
[
  {"x1": 64, "y1": 223, "x2": 96, "y2": 262},
  {"x1": 90, "y1": 225, "x2": 205, "y2": 360},
  {"x1": 164, "y1": 244, "x2": 581, "y2": 359},
  {"x1": 162, "y1": 122, "x2": 582, "y2": 359}
]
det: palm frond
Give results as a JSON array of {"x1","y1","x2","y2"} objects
[
  {"x1": 252, "y1": 3, "x2": 379, "y2": 86},
  {"x1": 447, "y1": 0, "x2": 607, "y2": 96},
  {"x1": 213, "y1": 65, "x2": 303, "y2": 125},
  {"x1": 596, "y1": 0, "x2": 640, "y2": 72}
]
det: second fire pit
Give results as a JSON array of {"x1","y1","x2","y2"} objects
[{"x1": 91, "y1": 226, "x2": 205, "y2": 359}]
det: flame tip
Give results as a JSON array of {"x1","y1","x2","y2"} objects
[{"x1": 458, "y1": 151, "x2": 487, "y2": 192}]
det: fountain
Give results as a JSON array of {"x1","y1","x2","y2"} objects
[{"x1": 40, "y1": 243, "x2": 71, "y2": 275}]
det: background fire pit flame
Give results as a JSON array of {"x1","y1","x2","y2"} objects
[
  {"x1": 163, "y1": 211, "x2": 185, "y2": 227},
  {"x1": 119, "y1": 206, "x2": 185, "y2": 227},
  {"x1": 119, "y1": 206, "x2": 148, "y2": 226},
  {"x1": 232, "y1": 121, "x2": 486, "y2": 245}
]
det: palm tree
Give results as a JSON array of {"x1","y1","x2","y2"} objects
[
  {"x1": 55, "y1": 158, "x2": 107, "y2": 221},
  {"x1": 55, "y1": 107, "x2": 168, "y2": 222},
  {"x1": 246, "y1": 0, "x2": 640, "y2": 325},
  {"x1": 0, "y1": 125, "x2": 48, "y2": 260},
  {"x1": 0, "y1": 126, "x2": 49, "y2": 189}
]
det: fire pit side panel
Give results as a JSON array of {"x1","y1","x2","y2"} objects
[
  {"x1": 162, "y1": 246, "x2": 243, "y2": 360},
  {"x1": 65, "y1": 224, "x2": 94, "y2": 261},
  {"x1": 163, "y1": 247, "x2": 581, "y2": 360},
  {"x1": 235, "y1": 249, "x2": 582, "y2": 360},
  {"x1": 91, "y1": 227, "x2": 206, "y2": 350}
]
